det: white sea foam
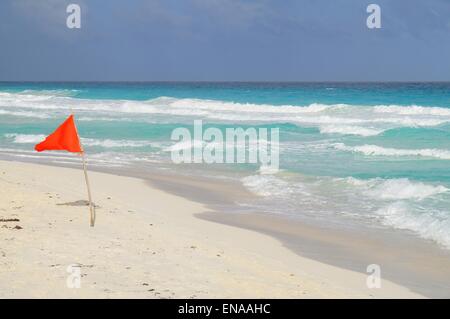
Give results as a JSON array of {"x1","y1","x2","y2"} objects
[
  {"x1": 333, "y1": 143, "x2": 450, "y2": 160},
  {"x1": 164, "y1": 138, "x2": 272, "y2": 153},
  {"x1": 164, "y1": 140, "x2": 205, "y2": 152},
  {"x1": 376, "y1": 202, "x2": 450, "y2": 248},
  {"x1": 4, "y1": 133, "x2": 158, "y2": 149},
  {"x1": 341, "y1": 177, "x2": 449, "y2": 200},
  {"x1": 374, "y1": 105, "x2": 450, "y2": 116},
  {"x1": 169, "y1": 99, "x2": 335, "y2": 114},
  {"x1": 0, "y1": 109, "x2": 51, "y2": 119},
  {"x1": 242, "y1": 175, "x2": 290, "y2": 197},
  {"x1": 78, "y1": 117, "x2": 130, "y2": 122},
  {"x1": 258, "y1": 165, "x2": 282, "y2": 175},
  {"x1": 0, "y1": 148, "x2": 158, "y2": 165},
  {"x1": 335, "y1": 176, "x2": 450, "y2": 249},
  {"x1": 241, "y1": 174, "x2": 309, "y2": 197},
  {"x1": 367, "y1": 179, "x2": 448, "y2": 200},
  {"x1": 82, "y1": 138, "x2": 156, "y2": 148},
  {"x1": 319, "y1": 125, "x2": 383, "y2": 136},
  {"x1": 0, "y1": 147, "x2": 75, "y2": 157},
  {"x1": 1, "y1": 93, "x2": 449, "y2": 131},
  {"x1": 5, "y1": 134, "x2": 46, "y2": 144},
  {"x1": 18, "y1": 89, "x2": 79, "y2": 97}
]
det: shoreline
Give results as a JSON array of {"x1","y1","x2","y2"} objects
[
  {"x1": 136, "y1": 165, "x2": 450, "y2": 298},
  {"x1": 93, "y1": 160, "x2": 450, "y2": 298},
  {"x1": 0, "y1": 159, "x2": 427, "y2": 298}
]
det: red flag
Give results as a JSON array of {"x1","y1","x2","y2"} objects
[{"x1": 35, "y1": 115, "x2": 83, "y2": 153}]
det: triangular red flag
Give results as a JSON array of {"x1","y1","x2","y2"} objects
[{"x1": 35, "y1": 115, "x2": 83, "y2": 153}]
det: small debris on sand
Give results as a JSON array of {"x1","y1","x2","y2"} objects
[
  {"x1": 0, "y1": 218, "x2": 20, "y2": 222},
  {"x1": 57, "y1": 200, "x2": 100, "y2": 208}
]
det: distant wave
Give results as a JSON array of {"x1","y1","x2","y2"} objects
[
  {"x1": 82, "y1": 138, "x2": 157, "y2": 148},
  {"x1": 164, "y1": 138, "x2": 272, "y2": 153},
  {"x1": 4, "y1": 133, "x2": 160, "y2": 149},
  {"x1": 0, "y1": 109, "x2": 51, "y2": 119},
  {"x1": 374, "y1": 105, "x2": 450, "y2": 116},
  {"x1": 319, "y1": 125, "x2": 383, "y2": 136},
  {"x1": 333, "y1": 143, "x2": 450, "y2": 160},
  {"x1": 0, "y1": 147, "x2": 161, "y2": 167},
  {"x1": 4, "y1": 134, "x2": 46, "y2": 144},
  {"x1": 1, "y1": 92, "x2": 450, "y2": 136},
  {"x1": 163, "y1": 140, "x2": 205, "y2": 152}
]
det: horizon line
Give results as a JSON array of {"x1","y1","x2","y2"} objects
[{"x1": 1, "y1": 80, "x2": 450, "y2": 84}]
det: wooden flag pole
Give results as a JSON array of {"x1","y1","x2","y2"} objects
[
  {"x1": 81, "y1": 152, "x2": 95, "y2": 227},
  {"x1": 71, "y1": 113, "x2": 95, "y2": 227}
]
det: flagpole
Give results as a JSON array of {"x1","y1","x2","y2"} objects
[
  {"x1": 81, "y1": 152, "x2": 95, "y2": 227},
  {"x1": 71, "y1": 112, "x2": 95, "y2": 227}
]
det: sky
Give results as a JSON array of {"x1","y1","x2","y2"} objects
[{"x1": 0, "y1": 0, "x2": 450, "y2": 82}]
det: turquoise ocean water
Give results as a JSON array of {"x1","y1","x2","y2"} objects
[{"x1": 0, "y1": 82, "x2": 449, "y2": 248}]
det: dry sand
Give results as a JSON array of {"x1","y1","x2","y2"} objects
[{"x1": 0, "y1": 160, "x2": 423, "y2": 298}]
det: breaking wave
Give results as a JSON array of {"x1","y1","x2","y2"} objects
[
  {"x1": 1, "y1": 92, "x2": 450, "y2": 135},
  {"x1": 342, "y1": 177, "x2": 448, "y2": 200},
  {"x1": 0, "y1": 109, "x2": 51, "y2": 119},
  {"x1": 333, "y1": 143, "x2": 450, "y2": 160},
  {"x1": 243, "y1": 174, "x2": 450, "y2": 248},
  {"x1": 376, "y1": 202, "x2": 450, "y2": 248},
  {"x1": 4, "y1": 134, "x2": 46, "y2": 144},
  {"x1": 4, "y1": 133, "x2": 160, "y2": 149},
  {"x1": 241, "y1": 174, "x2": 310, "y2": 197},
  {"x1": 319, "y1": 125, "x2": 383, "y2": 136}
]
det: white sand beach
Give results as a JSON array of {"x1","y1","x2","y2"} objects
[{"x1": 0, "y1": 160, "x2": 423, "y2": 298}]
